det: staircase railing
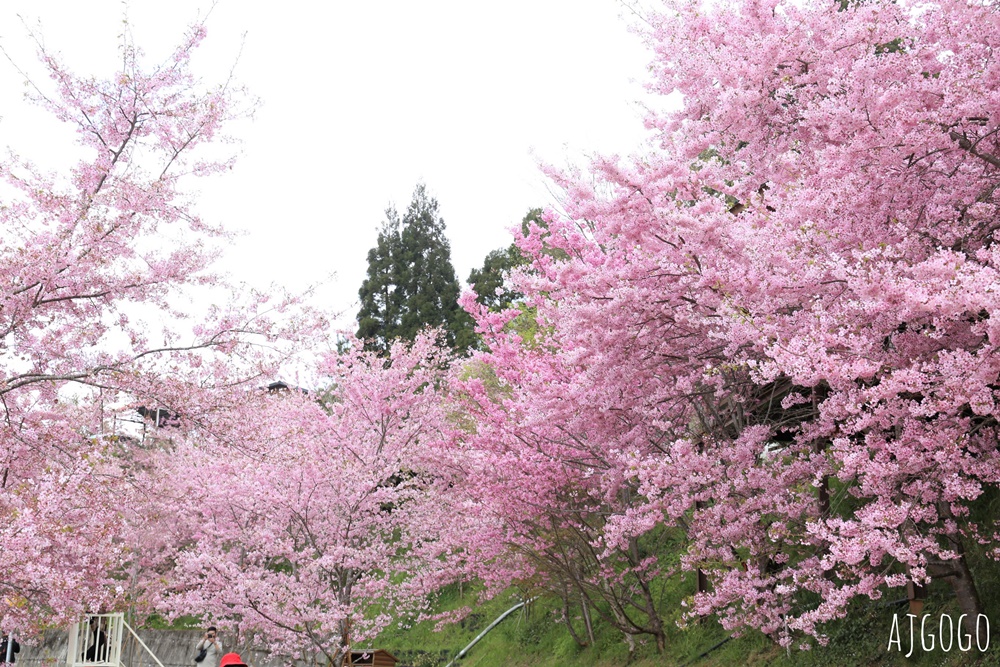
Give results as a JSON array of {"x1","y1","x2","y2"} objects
[{"x1": 67, "y1": 614, "x2": 165, "y2": 667}]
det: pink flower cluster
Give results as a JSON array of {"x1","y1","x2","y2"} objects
[{"x1": 455, "y1": 0, "x2": 1000, "y2": 647}]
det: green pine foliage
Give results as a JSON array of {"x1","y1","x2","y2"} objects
[
  {"x1": 467, "y1": 245, "x2": 524, "y2": 312},
  {"x1": 467, "y1": 208, "x2": 549, "y2": 313},
  {"x1": 357, "y1": 184, "x2": 476, "y2": 354}
]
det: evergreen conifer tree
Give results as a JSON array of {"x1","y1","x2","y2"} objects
[
  {"x1": 357, "y1": 185, "x2": 475, "y2": 353},
  {"x1": 468, "y1": 208, "x2": 549, "y2": 311}
]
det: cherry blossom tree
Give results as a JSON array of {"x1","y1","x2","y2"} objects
[
  {"x1": 460, "y1": 0, "x2": 1000, "y2": 649},
  {"x1": 0, "y1": 21, "x2": 308, "y2": 631},
  {"x1": 451, "y1": 317, "x2": 682, "y2": 654},
  {"x1": 150, "y1": 334, "x2": 469, "y2": 666},
  {"x1": 7, "y1": 0, "x2": 1000, "y2": 655}
]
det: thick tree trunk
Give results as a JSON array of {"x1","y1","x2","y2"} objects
[
  {"x1": 935, "y1": 502, "x2": 985, "y2": 644},
  {"x1": 695, "y1": 497, "x2": 711, "y2": 606},
  {"x1": 813, "y1": 438, "x2": 838, "y2": 583},
  {"x1": 629, "y1": 537, "x2": 667, "y2": 653},
  {"x1": 581, "y1": 591, "x2": 595, "y2": 646},
  {"x1": 697, "y1": 567, "x2": 710, "y2": 595},
  {"x1": 337, "y1": 616, "x2": 352, "y2": 667},
  {"x1": 950, "y1": 558, "x2": 983, "y2": 643},
  {"x1": 638, "y1": 583, "x2": 666, "y2": 653},
  {"x1": 561, "y1": 589, "x2": 589, "y2": 647}
]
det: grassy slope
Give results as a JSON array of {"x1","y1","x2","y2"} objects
[
  {"x1": 376, "y1": 572, "x2": 1000, "y2": 667},
  {"x1": 151, "y1": 494, "x2": 1000, "y2": 665},
  {"x1": 375, "y1": 479, "x2": 1000, "y2": 666}
]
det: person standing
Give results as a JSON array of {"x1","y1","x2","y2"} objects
[
  {"x1": 0, "y1": 636, "x2": 19, "y2": 664},
  {"x1": 194, "y1": 628, "x2": 222, "y2": 667},
  {"x1": 84, "y1": 618, "x2": 107, "y2": 663}
]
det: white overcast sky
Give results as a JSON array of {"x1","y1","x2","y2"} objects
[{"x1": 0, "y1": 1, "x2": 656, "y2": 325}]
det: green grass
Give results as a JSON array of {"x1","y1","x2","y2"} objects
[
  {"x1": 375, "y1": 571, "x2": 1000, "y2": 667},
  {"x1": 137, "y1": 572, "x2": 1000, "y2": 666},
  {"x1": 139, "y1": 614, "x2": 203, "y2": 630},
  {"x1": 376, "y1": 492, "x2": 1000, "y2": 666}
]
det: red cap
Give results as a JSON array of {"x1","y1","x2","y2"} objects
[{"x1": 219, "y1": 654, "x2": 247, "y2": 667}]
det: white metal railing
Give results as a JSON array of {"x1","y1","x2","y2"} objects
[
  {"x1": 68, "y1": 614, "x2": 121, "y2": 667},
  {"x1": 67, "y1": 614, "x2": 165, "y2": 667},
  {"x1": 119, "y1": 620, "x2": 165, "y2": 667}
]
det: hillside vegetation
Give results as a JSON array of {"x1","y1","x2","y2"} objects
[{"x1": 376, "y1": 562, "x2": 1000, "y2": 667}]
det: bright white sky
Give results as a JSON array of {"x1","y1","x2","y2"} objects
[{"x1": 0, "y1": 1, "x2": 656, "y2": 326}]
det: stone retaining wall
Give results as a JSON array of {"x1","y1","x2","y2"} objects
[
  {"x1": 19, "y1": 630, "x2": 281, "y2": 667},
  {"x1": 19, "y1": 630, "x2": 429, "y2": 667}
]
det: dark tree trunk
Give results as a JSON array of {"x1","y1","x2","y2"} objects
[
  {"x1": 561, "y1": 588, "x2": 589, "y2": 647},
  {"x1": 629, "y1": 537, "x2": 667, "y2": 653},
  {"x1": 580, "y1": 590, "x2": 596, "y2": 646},
  {"x1": 936, "y1": 502, "x2": 985, "y2": 644}
]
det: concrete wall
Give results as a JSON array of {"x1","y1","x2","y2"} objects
[
  {"x1": 19, "y1": 630, "x2": 281, "y2": 667},
  {"x1": 18, "y1": 630, "x2": 433, "y2": 667}
]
